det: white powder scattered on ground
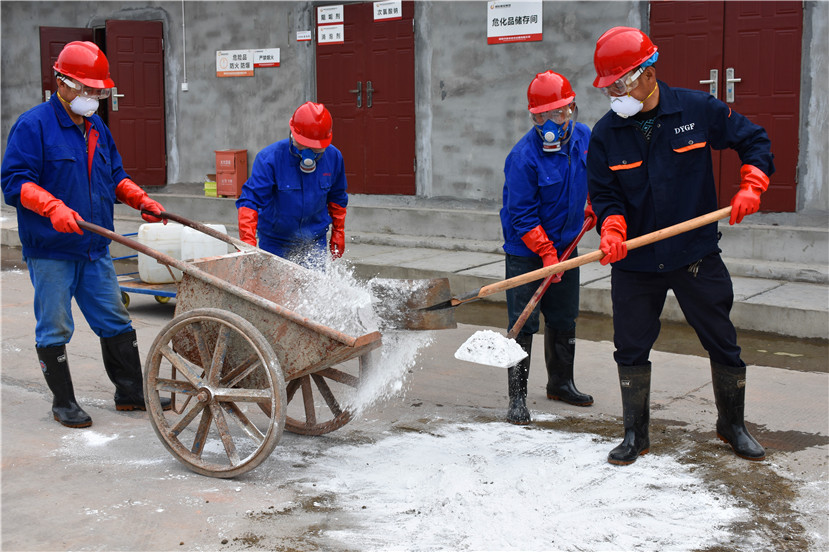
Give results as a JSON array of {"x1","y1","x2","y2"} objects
[
  {"x1": 454, "y1": 329, "x2": 527, "y2": 368},
  {"x1": 293, "y1": 417, "x2": 747, "y2": 552}
]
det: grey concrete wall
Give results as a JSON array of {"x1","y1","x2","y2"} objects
[
  {"x1": 416, "y1": 1, "x2": 641, "y2": 200},
  {"x1": 1, "y1": 1, "x2": 825, "y2": 215},
  {"x1": 0, "y1": 1, "x2": 316, "y2": 185},
  {"x1": 799, "y1": 1, "x2": 829, "y2": 213}
]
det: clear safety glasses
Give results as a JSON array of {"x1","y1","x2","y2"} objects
[
  {"x1": 530, "y1": 105, "x2": 572, "y2": 126},
  {"x1": 600, "y1": 67, "x2": 644, "y2": 97},
  {"x1": 59, "y1": 77, "x2": 112, "y2": 99}
]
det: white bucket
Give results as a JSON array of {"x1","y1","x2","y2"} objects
[
  {"x1": 181, "y1": 224, "x2": 228, "y2": 261},
  {"x1": 137, "y1": 222, "x2": 184, "y2": 284}
]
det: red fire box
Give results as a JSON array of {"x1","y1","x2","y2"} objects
[{"x1": 214, "y1": 149, "x2": 248, "y2": 198}]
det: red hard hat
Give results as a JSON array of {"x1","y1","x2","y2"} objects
[
  {"x1": 592, "y1": 27, "x2": 657, "y2": 88},
  {"x1": 289, "y1": 102, "x2": 333, "y2": 148},
  {"x1": 527, "y1": 71, "x2": 575, "y2": 113},
  {"x1": 53, "y1": 41, "x2": 115, "y2": 89}
]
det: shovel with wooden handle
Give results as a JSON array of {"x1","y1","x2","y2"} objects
[{"x1": 408, "y1": 206, "x2": 732, "y2": 329}]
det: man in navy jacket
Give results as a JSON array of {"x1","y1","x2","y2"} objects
[{"x1": 587, "y1": 27, "x2": 773, "y2": 465}]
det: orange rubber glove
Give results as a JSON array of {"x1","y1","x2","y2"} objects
[
  {"x1": 20, "y1": 182, "x2": 83, "y2": 234},
  {"x1": 599, "y1": 214, "x2": 628, "y2": 265},
  {"x1": 521, "y1": 225, "x2": 563, "y2": 281},
  {"x1": 237, "y1": 206, "x2": 258, "y2": 247},
  {"x1": 584, "y1": 196, "x2": 598, "y2": 232},
  {"x1": 115, "y1": 179, "x2": 166, "y2": 223},
  {"x1": 328, "y1": 202, "x2": 347, "y2": 258},
  {"x1": 729, "y1": 164, "x2": 769, "y2": 225}
]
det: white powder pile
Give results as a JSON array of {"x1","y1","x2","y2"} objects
[{"x1": 454, "y1": 329, "x2": 528, "y2": 368}]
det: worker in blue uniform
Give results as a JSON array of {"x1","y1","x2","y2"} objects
[
  {"x1": 587, "y1": 27, "x2": 774, "y2": 465},
  {"x1": 1, "y1": 41, "x2": 171, "y2": 428},
  {"x1": 236, "y1": 102, "x2": 348, "y2": 267},
  {"x1": 500, "y1": 70, "x2": 597, "y2": 425}
]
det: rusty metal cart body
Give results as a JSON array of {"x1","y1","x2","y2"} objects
[{"x1": 81, "y1": 216, "x2": 382, "y2": 478}]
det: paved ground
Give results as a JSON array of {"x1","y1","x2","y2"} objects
[{"x1": 1, "y1": 251, "x2": 827, "y2": 551}]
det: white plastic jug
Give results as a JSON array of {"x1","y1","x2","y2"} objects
[
  {"x1": 137, "y1": 222, "x2": 184, "y2": 284},
  {"x1": 181, "y1": 224, "x2": 228, "y2": 261}
]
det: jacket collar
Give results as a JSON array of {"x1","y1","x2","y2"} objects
[
  {"x1": 49, "y1": 93, "x2": 89, "y2": 129},
  {"x1": 609, "y1": 80, "x2": 681, "y2": 128}
]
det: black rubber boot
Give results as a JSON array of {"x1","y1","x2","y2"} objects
[
  {"x1": 544, "y1": 328, "x2": 593, "y2": 406},
  {"x1": 608, "y1": 363, "x2": 651, "y2": 465},
  {"x1": 37, "y1": 346, "x2": 92, "y2": 428},
  {"x1": 506, "y1": 333, "x2": 533, "y2": 425},
  {"x1": 101, "y1": 330, "x2": 170, "y2": 411},
  {"x1": 711, "y1": 361, "x2": 765, "y2": 461}
]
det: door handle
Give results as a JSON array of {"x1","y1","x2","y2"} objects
[
  {"x1": 111, "y1": 87, "x2": 125, "y2": 112},
  {"x1": 725, "y1": 68, "x2": 742, "y2": 103},
  {"x1": 366, "y1": 80, "x2": 374, "y2": 108},
  {"x1": 348, "y1": 81, "x2": 362, "y2": 108},
  {"x1": 699, "y1": 69, "x2": 718, "y2": 98}
]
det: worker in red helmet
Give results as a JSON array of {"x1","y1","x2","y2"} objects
[
  {"x1": 587, "y1": 27, "x2": 774, "y2": 465},
  {"x1": 1, "y1": 41, "x2": 171, "y2": 428},
  {"x1": 236, "y1": 101, "x2": 348, "y2": 266},
  {"x1": 499, "y1": 70, "x2": 597, "y2": 425}
]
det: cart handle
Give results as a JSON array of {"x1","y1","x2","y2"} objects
[
  {"x1": 78, "y1": 219, "x2": 377, "y2": 349},
  {"x1": 142, "y1": 209, "x2": 254, "y2": 253}
]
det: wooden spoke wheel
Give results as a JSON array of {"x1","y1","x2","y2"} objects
[
  {"x1": 283, "y1": 353, "x2": 372, "y2": 436},
  {"x1": 144, "y1": 308, "x2": 286, "y2": 478}
]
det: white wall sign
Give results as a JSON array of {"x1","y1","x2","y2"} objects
[
  {"x1": 253, "y1": 48, "x2": 280, "y2": 68},
  {"x1": 296, "y1": 30, "x2": 312, "y2": 42},
  {"x1": 317, "y1": 5, "x2": 344, "y2": 25},
  {"x1": 216, "y1": 50, "x2": 254, "y2": 77},
  {"x1": 374, "y1": 0, "x2": 402, "y2": 21},
  {"x1": 486, "y1": 1, "x2": 542, "y2": 45},
  {"x1": 318, "y1": 24, "x2": 344, "y2": 45}
]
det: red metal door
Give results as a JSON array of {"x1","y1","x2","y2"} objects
[
  {"x1": 39, "y1": 27, "x2": 95, "y2": 104},
  {"x1": 649, "y1": 1, "x2": 801, "y2": 212},
  {"x1": 316, "y1": 2, "x2": 416, "y2": 195},
  {"x1": 105, "y1": 20, "x2": 167, "y2": 187}
]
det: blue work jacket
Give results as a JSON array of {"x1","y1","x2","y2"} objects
[
  {"x1": 1, "y1": 94, "x2": 129, "y2": 261},
  {"x1": 501, "y1": 121, "x2": 591, "y2": 257},
  {"x1": 587, "y1": 81, "x2": 774, "y2": 272},
  {"x1": 235, "y1": 139, "x2": 348, "y2": 250}
]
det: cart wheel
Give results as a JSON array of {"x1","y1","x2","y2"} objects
[
  {"x1": 154, "y1": 295, "x2": 171, "y2": 304},
  {"x1": 144, "y1": 307, "x2": 286, "y2": 478},
  {"x1": 121, "y1": 292, "x2": 130, "y2": 308},
  {"x1": 283, "y1": 351, "x2": 372, "y2": 436}
]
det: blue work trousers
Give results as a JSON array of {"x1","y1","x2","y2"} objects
[
  {"x1": 258, "y1": 234, "x2": 327, "y2": 269},
  {"x1": 505, "y1": 250, "x2": 580, "y2": 336},
  {"x1": 610, "y1": 252, "x2": 743, "y2": 367},
  {"x1": 26, "y1": 254, "x2": 133, "y2": 348}
]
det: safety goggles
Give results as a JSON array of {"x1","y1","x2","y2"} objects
[
  {"x1": 59, "y1": 76, "x2": 112, "y2": 99},
  {"x1": 600, "y1": 67, "x2": 644, "y2": 97},
  {"x1": 530, "y1": 105, "x2": 572, "y2": 126}
]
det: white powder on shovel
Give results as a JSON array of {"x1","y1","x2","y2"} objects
[{"x1": 454, "y1": 330, "x2": 527, "y2": 368}]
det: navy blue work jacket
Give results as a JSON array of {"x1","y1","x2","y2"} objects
[
  {"x1": 587, "y1": 81, "x2": 774, "y2": 272},
  {"x1": 501, "y1": 121, "x2": 591, "y2": 257},
  {"x1": 235, "y1": 139, "x2": 348, "y2": 249},
  {"x1": 1, "y1": 94, "x2": 130, "y2": 261}
]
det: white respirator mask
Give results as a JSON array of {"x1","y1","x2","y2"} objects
[{"x1": 69, "y1": 96, "x2": 99, "y2": 117}]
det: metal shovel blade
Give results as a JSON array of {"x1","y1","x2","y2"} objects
[{"x1": 370, "y1": 277, "x2": 456, "y2": 331}]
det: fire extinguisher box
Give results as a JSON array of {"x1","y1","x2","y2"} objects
[{"x1": 214, "y1": 149, "x2": 248, "y2": 198}]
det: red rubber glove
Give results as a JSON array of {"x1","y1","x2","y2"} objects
[
  {"x1": 328, "y1": 202, "x2": 347, "y2": 258},
  {"x1": 584, "y1": 196, "x2": 598, "y2": 232},
  {"x1": 521, "y1": 225, "x2": 563, "y2": 282},
  {"x1": 599, "y1": 214, "x2": 628, "y2": 265},
  {"x1": 237, "y1": 206, "x2": 258, "y2": 247},
  {"x1": 115, "y1": 179, "x2": 166, "y2": 223},
  {"x1": 729, "y1": 164, "x2": 769, "y2": 225},
  {"x1": 20, "y1": 182, "x2": 83, "y2": 234}
]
